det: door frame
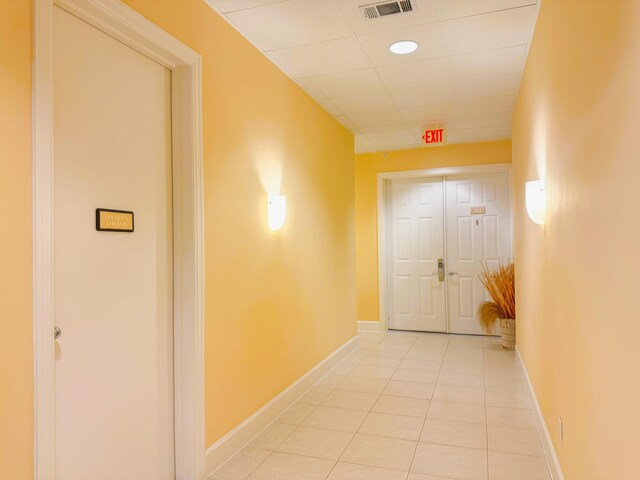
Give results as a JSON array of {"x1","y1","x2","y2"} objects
[
  {"x1": 377, "y1": 163, "x2": 513, "y2": 332},
  {"x1": 33, "y1": 0, "x2": 205, "y2": 478}
]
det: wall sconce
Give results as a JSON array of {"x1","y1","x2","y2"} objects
[
  {"x1": 526, "y1": 180, "x2": 545, "y2": 225},
  {"x1": 268, "y1": 194, "x2": 286, "y2": 231}
]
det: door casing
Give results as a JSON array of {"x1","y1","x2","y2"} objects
[
  {"x1": 33, "y1": 0, "x2": 205, "y2": 478},
  {"x1": 377, "y1": 164, "x2": 513, "y2": 333}
]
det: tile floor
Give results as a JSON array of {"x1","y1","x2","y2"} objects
[{"x1": 209, "y1": 331, "x2": 551, "y2": 480}]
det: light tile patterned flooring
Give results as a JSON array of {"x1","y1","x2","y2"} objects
[{"x1": 210, "y1": 331, "x2": 551, "y2": 480}]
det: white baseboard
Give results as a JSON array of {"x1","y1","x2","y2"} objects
[
  {"x1": 358, "y1": 320, "x2": 382, "y2": 332},
  {"x1": 205, "y1": 335, "x2": 359, "y2": 476},
  {"x1": 515, "y1": 347, "x2": 565, "y2": 480}
]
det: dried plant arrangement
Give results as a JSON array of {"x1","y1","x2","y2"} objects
[{"x1": 477, "y1": 262, "x2": 516, "y2": 346}]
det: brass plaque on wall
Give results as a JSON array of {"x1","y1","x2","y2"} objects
[{"x1": 96, "y1": 208, "x2": 134, "y2": 232}]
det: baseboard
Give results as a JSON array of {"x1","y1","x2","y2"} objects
[
  {"x1": 358, "y1": 320, "x2": 382, "y2": 332},
  {"x1": 515, "y1": 347, "x2": 565, "y2": 480},
  {"x1": 205, "y1": 335, "x2": 359, "y2": 476}
]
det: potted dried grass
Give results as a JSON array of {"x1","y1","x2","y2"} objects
[{"x1": 478, "y1": 262, "x2": 516, "y2": 349}]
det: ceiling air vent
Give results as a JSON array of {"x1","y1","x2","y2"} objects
[{"x1": 359, "y1": 0, "x2": 415, "y2": 20}]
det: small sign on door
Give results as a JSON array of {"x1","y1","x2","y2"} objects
[
  {"x1": 96, "y1": 208, "x2": 134, "y2": 232},
  {"x1": 470, "y1": 206, "x2": 486, "y2": 214}
]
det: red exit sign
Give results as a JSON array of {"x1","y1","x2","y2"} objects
[{"x1": 422, "y1": 127, "x2": 446, "y2": 145}]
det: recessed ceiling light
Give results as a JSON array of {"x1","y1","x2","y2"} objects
[{"x1": 389, "y1": 40, "x2": 418, "y2": 55}]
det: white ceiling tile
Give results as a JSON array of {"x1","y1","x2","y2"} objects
[
  {"x1": 295, "y1": 78, "x2": 327, "y2": 99},
  {"x1": 203, "y1": 0, "x2": 237, "y2": 14},
  {"x1": 400, "y1": 102, "x2": 460, "y2": 124},
  {"x1": 331, "y1": 91, "x2": 396, "y2": 115},
  {"x1": 413, "y1": 133, "x2": 426, "y2": 145},
  {"x1": 449, "y1": 45, "x2": 527, "y2": 81},
  {"x1": 456, "y1": 95, "x2": 516, "y2": 116},
  {"x1": 355, "y1": 139, "x2": 378, "y2": 153},
  {"x1": 448, "y1": 111, "x2": 512, "y2": 130},
  {"x1": 358, "y1": 23, "x2": 447, "y2": 66},
  {"x1": 444, "y1": 6, "x2": 537, "y2": 55},
  {"x1": 306, "y1": 69, "x2": 386, "y2": 98},
  {"x1": 461, "y1": 124, "x2": 511, "y2": 142},
  {"x1": 231, "y1": 0, "x2": 283, "y2": 10},
  {"x1": 445, "y1": 130, "x2": 464, "y2": 143},
  {"x1": 348, "y1": 109, "x2": 406, "y2": 128},
  {"x1": 440, "y1": 0, "x2": 536, "y2": 20},
  {"x1": 336, "y1": 0, "x2": 441, "y2": 35},
  {"x1": 316, "y1": 98, "x2": 344, "y2": 116},
  {"x1": 405, "y1": 124, "x2": 428, "y2": 136},
  {"x1": 281, "y1": 37, "x2": 371, "y2": 77},
  {"x1": 371, "y1": 134, "x2": 421, "y2": 150},
  {"x1": 266, "y1": 50, "x2": 305, "y2": 78},
  {"x1": 390, "y1": 83, "x2": 455, "y2": 108},
  {"x1": 453, "y1": 73, "x2": 521, "y2": 100},
  {"x1": 353, "y1": 124, "x2": 411, "y2": 137},
  {"x1": 377, "y1": 57, "x2": 450, "y2": 90},
  {"x1": 242, "y1": 0, "x2": 353, "y2": 48},
  {"x1": 226, "y1": 11, "x2": 278, "y2": 50},
  {"x1": 335, "y1": 116, "x2": 356, "y2": 129},
  {"x1": 215, "y1": 0, "x2": 539, "y2": 148}
]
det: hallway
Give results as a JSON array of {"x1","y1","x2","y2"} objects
[
  {"x1": 4, "y1": 0, "x2": 640, "y2": 478},
  {"x1": 211, "y1": 331, "x2": 550, "y2": 480}
]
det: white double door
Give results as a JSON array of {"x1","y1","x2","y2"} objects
[{"x1": 387, "y1": 172, "x2": 512, "y2": 335}]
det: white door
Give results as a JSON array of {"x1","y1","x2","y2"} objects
[
  {"x1": 445, "y1": 173, "x2": 512, "y2": 335},
  {"x1": 388, "y1": 178, "x2": 447, "y2": 332},
  {"x1": 53, "y1": 6, "x2": 174, "y2": 480}
]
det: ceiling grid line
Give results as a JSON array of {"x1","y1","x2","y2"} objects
[
  {"x1": 206, "y1": 0, "x2": 539, "y2": 153},
  {"x1": 336, "y1": 0, "x2": 414, "y2": 144}
]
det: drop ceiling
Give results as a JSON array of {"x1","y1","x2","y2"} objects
[{"x1": 205, "y1": 0, "x2": 539, "y2": 153}]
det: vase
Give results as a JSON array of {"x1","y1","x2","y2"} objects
[{"x1": 499, "y1": 318, "x2": 516, "y2": 350}]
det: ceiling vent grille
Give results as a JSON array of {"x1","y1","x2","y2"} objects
[{"x1": 359, "y1": 0, "x2": 415, "y2": 20}]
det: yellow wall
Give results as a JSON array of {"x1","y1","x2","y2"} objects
[
  {"x1": 513, "y1": 1, "x2": 640, "y2": 478},
  {"x1": 0, "y1": 1, "x2": 33, "y2": 478},
  {"x1": 0, "y1": 0, "x2": 355, "y2": 470},
  {"x1": 355, "y1": 141, "x2": 512, "y2": 321},
  {"x1": 122, "y1": 0, "x2": 357, "y2": 448}
]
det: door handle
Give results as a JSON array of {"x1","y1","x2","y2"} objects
[{"x1": 437, "y1": 258, "x2": 445, "y2": 282}]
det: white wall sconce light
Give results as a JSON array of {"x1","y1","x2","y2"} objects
[
  {"x1": 268, "y1": 194, "x2": 286, "y2": 231},
  {"x1": 526, "y1": 180, "x2": 545, "y2": 225}
]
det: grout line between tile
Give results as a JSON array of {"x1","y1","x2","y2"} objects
[
  {"x1": 216, "y1": 332, "x2": 534, "y2": 480},
  {"x1": 319, "y1": 332, "x2": 388, "y2": 479},
  {"x1": 484, "y1": 337, "x2": 490, "y2": 480},
  {"x1": 333, "y1": 333, "x2": 423, "y2": 478},
  {"x1": 407, "y1": 333, "x2": 449, "y2": 477}
]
